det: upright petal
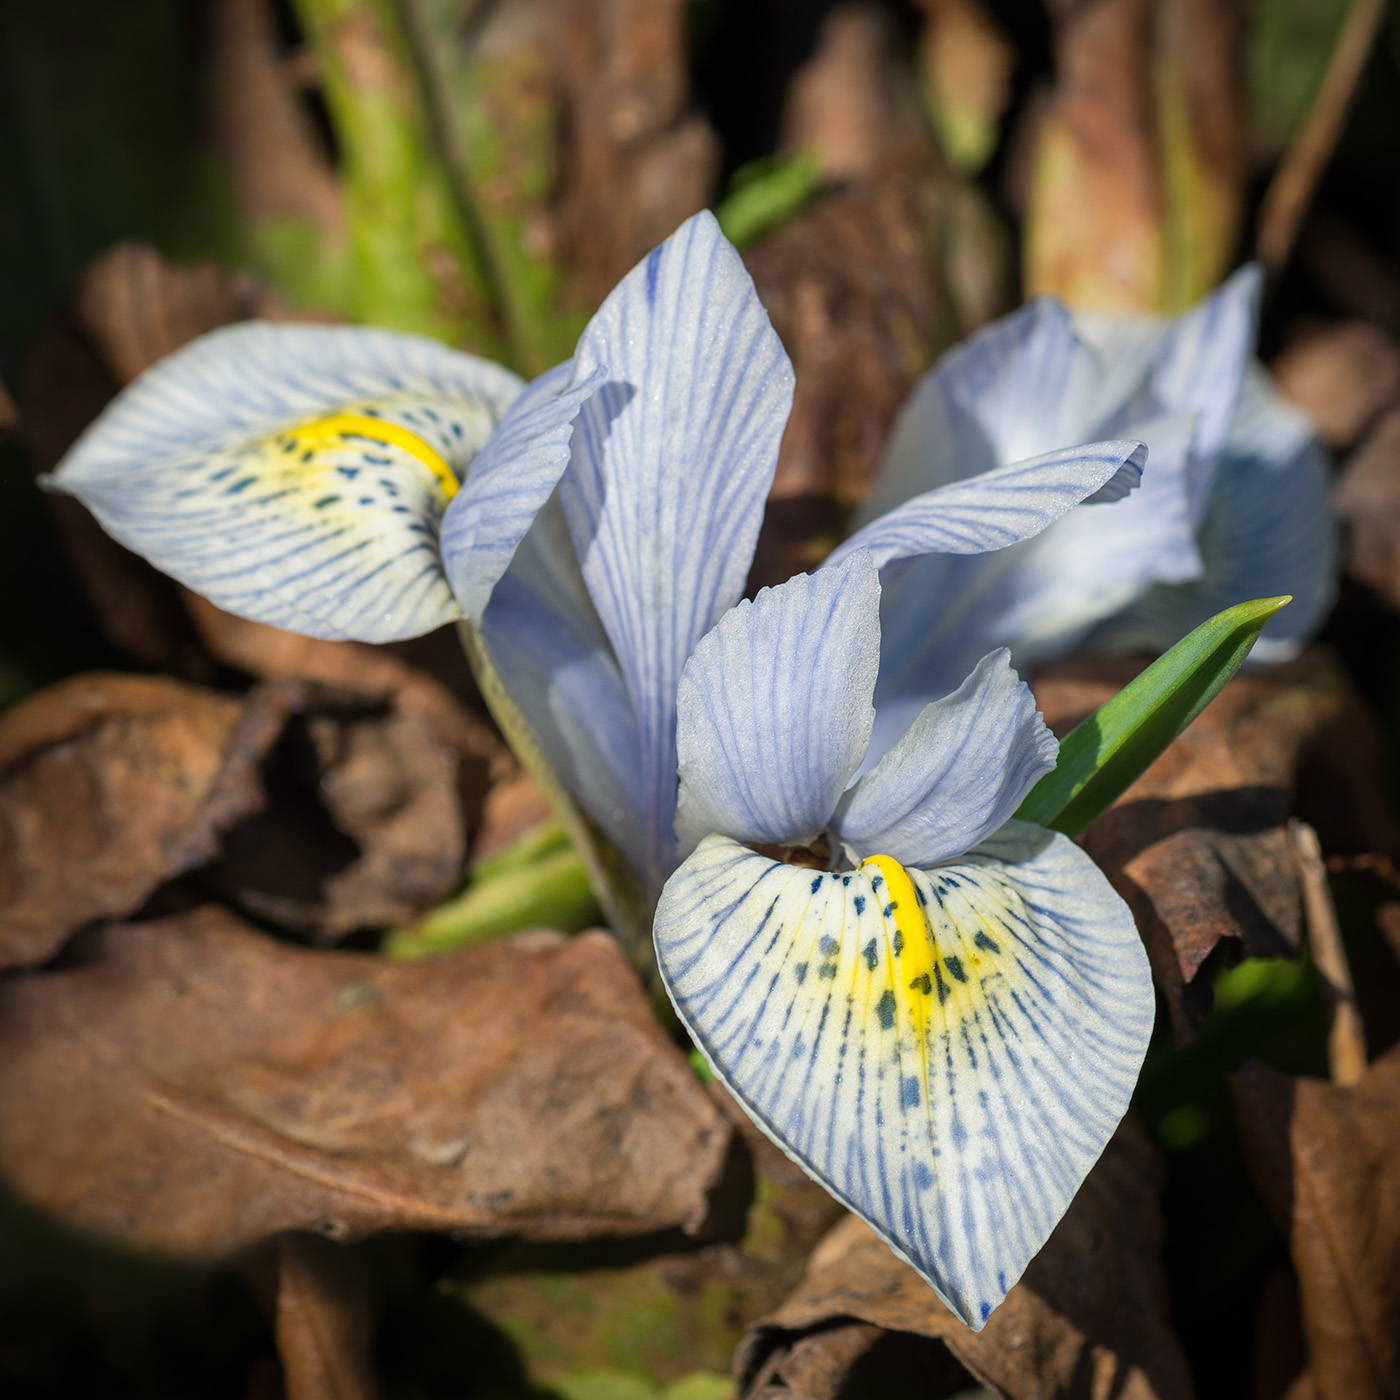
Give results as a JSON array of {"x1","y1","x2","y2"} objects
[
  {"x1": 1089, "y1": 367, "x2": 1338, "y2": 661},
  {"x1": 828, "y1": 440, "x2": 1147, "y2": 573},
  {"x1": 866, "y1": 414, "x2": 1199, "y2": 736},
  {"x1": 834, "y1": 650, "x2": 1056, "y2": 865},
  {"x1": 440, "y1": 360, "x2": 609, "y2": 625},
  {"x1": 479, "y1": 500, "x2": 646, "y2": 864},
  {"x1": 674, "y1": 552, "x2": 880, "y2": 861},
  {"x1": 50, "y1": 323, "x2": 522, "y2": 641},
  {"x1": 655, "y1": 823, "x2": 1153, "y2": 1329},
  {"x1": 1080, "y1": 264, "x2": 1263, "y2": 522},
  {"x1": 558, "y1": 211, "x2": 795, "y2": 892}
]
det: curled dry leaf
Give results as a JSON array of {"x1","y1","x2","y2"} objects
[
  {"x1": 0, "y1": 906, "x2": 734, "y2": 1258},
  {"x1": 1334, "y1": 407, "x2": 1400, "y2": 607},
  {"x1": 736, "y1": 1119, "x2": 1192, "y2": 1400},
  {"x1": 1231, "y1": 1046, "x2": 1400, "y2": 1400},
  {"x1": 1272, "y1": 320, "x2": 1400, "y2": 452},
  {"x1": 1033, "y1": 649, "x2": 1400, "y2": 1040},
  {"x1": 275, "y1": 1234, "x2": 380, "y2": 1400},
  {"x1": 0, "y1": 673, "x2": 291, "y2": 970}
]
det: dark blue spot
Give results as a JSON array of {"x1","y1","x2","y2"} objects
[
  {"x1": 819, "y1": 935, "x2": 839, "y2": 957},
  {"x1": 893, "y1": 930, "x2": 904, "y2": 955},
  {"x1": 909, "y1": 973, "x2": 932, "y2": 995},
  {"x1": 842, "y1": 874, "x2": 852, "y2": 886},
  {"x1": 900, "y1": 1076, "x2": 921, "y2": 1110},
  {"x1": 810, "y1": 876, "x2": 823, "y2": 894},
  {"x1": 883, "y1": 902, "x2": 895, "y2": 918},
  {"x1": 875, "y1": 991, "x2": 896, "y2": 1029},
  {"x1": 645, "y1": 245, "x2": 663, "y2": 304},
  {"x1": 209, "y1": 466, "x2": 235, "y2": 482},
  {"x1": 853, "y1": 895, "x2": 866, "y2": 915},
  {"x1": 451, "y1": 422, "x2": 463, "y2": 438},
  {"x1": 975, "y1": 930, "x2": 1001, "y2": 954},
  {"x1": 314, "y1": 494, "x2": 340, "y2": 509},
  {"x1": 818, "y1": 962, "x2": 838, "y2": 980},
  {"x1": 225, "y1": 476, "x2": 258, "y2": 495},
  {"x1": 980, "y1": 1302, "x2": 992, "y2": 1324},
  {"x1": 363, "y1": 453, "x2": 394, "y2": 466},
  {"x1": 870, "y1": 874, "x2": 885, "y2": 890},
  {"x1": 997, "y1": 1271, "x2": 1007, "y2": 1292},
  {"x1": 914, "y1": 885, "x2": 927, "y2": 906},
  {"x1": 792, "y1": 1033, "x2": 806, "y2": 1059},
  {"x1": 934, "y1": 965, "x2": 951, "y2": 1004},
  {"x1": 794, "y1": 962, "x2": 808, "y2": 984},
  {"x1": 336, "y1": 466, "x2": 361, "y2": 480},
  {"x1": 913, "y1": 1161, "x2": 933, "y2": 1190},
  {"x1": 359, "y1": 497, "x2": 375, "y2": 505},
  {"x1": 950, "y1": 1117, "x2": 967, "y2": 1146},
  {"x1": 300, "y1": 449, "x2": 314, "y2": 463},
  {"x1": 945, "y1": 955, "x2": 967, "y2": 983},
  {"x1": 862, "y1": 939, "x2": 878, "y2": 971}
]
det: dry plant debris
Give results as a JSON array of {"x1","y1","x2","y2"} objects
[
  {"x1": 1232, "y1": 1045, "x2": 1400, "y2": 1400},
  {"x1": 275, "y1": 1233, "x2": 381, "y2": 1400},
  {"x1": 1333, "y1": 407, "x2": 1400, "y2": 607},
  {"x1": 0, "y1": 907, "x2": 734, "y2": 1258},
  {"x1": 737, "y1": 1120, "x2": 1191, "y2": 1400},
  {"x1": 1033, "y1": 649, "x2": 1400, "y2": 1038},
  {"x1": 0, "y1": 673, "x2": 292, "y2": 970},
  {"x1": 1271, "y1": 320, "x2": 1400, "y2": 452}
]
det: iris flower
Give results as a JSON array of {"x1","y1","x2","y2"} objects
[
  {"x1": 52, "y1": 213, "x2": 1156, "y2": 1328},
  {"x1": 860, "y1": 269, "x2": 1338, "y2": 747}
]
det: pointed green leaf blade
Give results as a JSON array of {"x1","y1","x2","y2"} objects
[{"x1": 1015, "y1": 596, "x2": 1293, "y2": 836}]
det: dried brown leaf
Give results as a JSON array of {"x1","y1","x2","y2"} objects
[
  {"x1": 737, "y1": 1119, "x2": 1192, "y2": 1400},
  {"x1": 1272, "y1": 321, "x2": 1400, "y2": 452},
  {"x1": 0, "y1": 906, "x2": 734, "y2": 1257},
  {"x1": 1231, "y1": 1046, "x2": 1400, "y2": 1400},
  {"x1": 551, "y1": 0, "x2": 719, "y2": 304},
  {"x1": 1033, "y1": 649, "x2": 1400, "y2": 1040},
  {"x1": 1025, "y1": 0, "x2": 1165, "y2": 311},
  {"x1": 0, "y1": 673, "x2": 291, "y2": 970},
  {"x1": 779, "y1": 2, "x2": 936, "y2": 181},
  {"x1": 1334, "y1": 407, "x2": 1400, "y2": 606},
  {"x1": 275, "y1": 1234, "x2": 380, "y2": 1400}
]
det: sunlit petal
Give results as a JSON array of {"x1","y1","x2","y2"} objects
[
  {"x1": 674, "y1": 552, "x2": 880, "y2": 861},
  {"x1": 656, "y1": 824, "x2": 1153, "y2": 1330},
  {"x1": 50, "y1": 323, "x2": 521, "y2": 641},
  {"x1": 835, "y1": 649, "x2": 1056, "y2": 864}
]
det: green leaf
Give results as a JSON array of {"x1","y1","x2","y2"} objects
[
  {"x1": 1015, "y1": 596, "x2": 1292, "y2": 836},
  {"x1": 714, "y1": 149, "x2": 823, "y2": 250}
]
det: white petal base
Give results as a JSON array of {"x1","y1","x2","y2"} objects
[{"x1": 655, "y1": 824, "x2": 1154, "y2": 1329}]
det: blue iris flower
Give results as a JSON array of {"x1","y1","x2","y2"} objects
[{"x1": 51, "y1": 212, "x2": 1164, "y2": 1328}]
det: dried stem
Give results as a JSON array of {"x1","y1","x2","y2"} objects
[
  {"x1": 1255, "y1": 0, "x2": 1387, "y2": 273},
  {"x1": 1290, "y1": 819, "x2": 1368, "y2": 1086}
]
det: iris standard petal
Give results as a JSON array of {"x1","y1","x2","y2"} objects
[
  {"x1": 834, "y1": 649, "x2": 1056, "y2": 865},
  {"x1": 674, "y1": 552, "x2": 881, "y2": 861},
  {"x1": 828, "y1": 440, "x2": 1147, "y2": 573},
  {"x1": 864, "y1": 413, "x2": 1199, "y2": 733},
  {"x1": 655, "y1": 823, "x2": 1153, "y2": 1329},
  {"x1": 559, "y1": 210, "x2": 795, "y2": 891},
  {"x1": 50, "y1": 322, "x2": 522, "y2": 642},
  {"x1": 479, "y1": 500, "x2": 646, "y2": 862},
  {"x1": 1088, "y1": 264, "x2": 1262, "y2": 522},
  {"x1": 440, "y1": 359, "x2": 609, "y2": 625},
  {"x1": 1089, "y1": 367, "x2": 1338, "y2": 662}
]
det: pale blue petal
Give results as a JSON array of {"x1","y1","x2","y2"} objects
[
  {"x1": 559, "y1": 210, "x2": 795, "y2": 893},
  {"x1": 1088, "y1": 367, "x2": 1338, "y2": 660},
  {"x1": 1084, "y1": 264, "x2": 1262, "y2": 523},
  {"x1": 656, "y1": 823, "x2": 1154, "y2": 1329},
  {"x1": 479, "y1": 499, "x2": 646, "y2": 862},
  {"x1": 865, "y1": 414, "x2": 1200, "y2": 737},
  {"x1": 50, "y1": 323, "x2": 522, "y2": 642},
  {"x1": 440, "y1": 360, "x2": 609, "y2": 625},
  {"x1": 828, "y1": 440, "x2": 1147, "y2": 573},
  {"x1": 834, "y1": 650, "x2": 1056, "y2": 865},
  {"x1": 674, "y1": 552, "x2": 880, "y2": 860}
]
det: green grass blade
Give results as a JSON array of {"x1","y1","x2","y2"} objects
[
  {"x1": 714, "y1": 149, "x2": 823, "y2": 250},
  {"x1": 1015, "y1": 596, "x2": 1292, "y2": 836}
]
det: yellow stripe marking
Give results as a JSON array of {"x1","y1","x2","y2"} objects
[
  {"x1": 860, "y1": 853, "x2": 940, "y2": 1059},
  {"x1": 282, "y1": 413, "x2": 460, "y2": 500}
]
